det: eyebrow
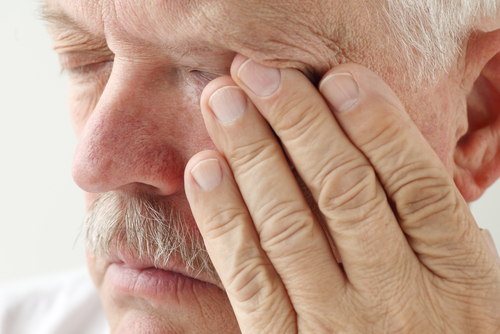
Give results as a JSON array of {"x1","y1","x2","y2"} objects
[
  {"x1": 40, "y1": 2, "x2": 114, "y2": 58},
  {"x1": 40, "y1": 3, "x2": 96, "y2": 37},
  {"x1": 38, "y1": 2, "x2": 316, "y2": 81}
]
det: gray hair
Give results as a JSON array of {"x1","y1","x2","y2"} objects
[
  {"x1": 383, "y1": 0, "x2": 499, "y2": 85},
  {"x1": 84, "y1": 191, "x2": 219, "y2": 282}
]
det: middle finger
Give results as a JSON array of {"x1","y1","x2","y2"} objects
[
  {"x1": 200, "y1": 75, "x2": 344, "y2": 315},
  {"x1": 228, "y1": 55, "x2": 415, "y2": 289}
]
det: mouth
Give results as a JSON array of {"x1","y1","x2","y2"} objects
[{"x1": 104, "y1": 247, "x2": 224, "y2": 305}]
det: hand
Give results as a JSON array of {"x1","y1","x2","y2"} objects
[{"x1": 185, "y1": 54, "x2": 500, "y2": 333}]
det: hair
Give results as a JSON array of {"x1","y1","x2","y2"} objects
[
  {"x1": 382, "y1": 0, "x2": 499, "y2": 85},
  {"x1": 84, "y1": 191, "x2": 219, "y2": 282}
]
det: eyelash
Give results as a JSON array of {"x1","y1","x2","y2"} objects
[
  {"x1": 188, "y1": 70, "x2": 219, "y2": 88},
  {"x1": 63, "y1": 62, "x2": 222, "y2": 94},
  {"x1": 64, "y1": 61, "x2": 113, "y2": 78}
]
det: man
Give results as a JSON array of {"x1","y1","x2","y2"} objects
[{"x1": 3, "y1": 0, "x2": 500, "y2": 333}]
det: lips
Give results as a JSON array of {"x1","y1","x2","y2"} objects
[{"x1": 103, "y1": 246, "x2": 224, "y2": 305}]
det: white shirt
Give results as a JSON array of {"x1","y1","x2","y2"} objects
[{"x1": 0, "y1": 268, "x2": 109, "y2": 334}]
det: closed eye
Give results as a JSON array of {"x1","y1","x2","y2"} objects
[
  {"x1": 189, "y1": 69, "x2": 223, "y2": 87},
  {"x1": 63, "y1": 61, "x2": 114, "y2": 81}
]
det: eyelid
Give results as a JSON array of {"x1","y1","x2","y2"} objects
[
  {"x1": 189, "y1": 69, "x2": 220, "y2": 83},
  {"x1": 67, "y1": 61, "x2": 112, "y2": 74},
  {"x1": 186, "y1": 69, "x2": 229, "y2": 93},
  {"x1": 58, "y1": 51, "x2": 115, "y2": 69}
]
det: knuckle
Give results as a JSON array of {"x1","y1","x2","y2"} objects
[
  {"x1": 256, "y1": 199, "x2": 308, "y2": 225},
  {"x1": 227, "y1": 137, "x2": 277, "y2": 176},
  {"x1": 256, "y1": 200, "x2": 315, "y2": 257},
  {"x1": 318, "y1": 163, "x2": 383, "y2": 222},
  {"x1": 391, "y1": 166, "x2": 459, "y2": 223},
  {"x1": 261, "y1": 218, "x2": 314, "y2": 259},
  {"x1": 202, "y1": 207, "x2": 248, "y2": 239},
  {"x1": 270, "y1": 94, "x2": 325, "y2": 142},
  {"x1": 311, "y1": 149, "x2": 370, "y2": 189},
  {"x1": 308, "y1": 148, "x2": 364, "y2": 191},
  {"x1": 227, "y1": 260, "x2": 281, "y2": 313}
]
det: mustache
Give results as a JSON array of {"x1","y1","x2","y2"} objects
[{"x1": 83, "y1": 191, "x2": 218, "y2": 281}]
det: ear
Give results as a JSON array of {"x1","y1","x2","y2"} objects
[{"x1": 454, "y1": 28, "x2": 500, "y2": 202}]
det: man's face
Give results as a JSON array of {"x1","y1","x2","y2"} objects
[{"x1": 46, "y1": 0, "x2": 469, "y2": 332}]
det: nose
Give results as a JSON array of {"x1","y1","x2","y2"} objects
[{"x1": 72, "y1": 65, "x2": 186, "y2": 196}]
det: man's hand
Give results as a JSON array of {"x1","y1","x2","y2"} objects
[{"x1": 185, "y1": 54, "x2": 500, "y2": 333}]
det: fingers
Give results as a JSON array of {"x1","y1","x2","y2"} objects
[
  {"x1": 185, "y1": 151, "x2": 297, "y2": 334},
  {"x1": 188, "y1": 53, "x2": 500, "y2": 334},
  {"x1": 317, "y1": 64, "x2": 493, "y2": 276},
  {"x1": 228, "y1": 55, "x2": 414, "y2": 286},
  {"x1": 226, "y1": 54, "x2": 493, "y2": 281},
  {"x1": 196, "y1": 76, "x2": 345, "y2": 310}
]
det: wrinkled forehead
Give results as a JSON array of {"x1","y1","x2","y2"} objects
[{"x1": 45, "y1": 0, "x2": 367, "y2": 77}]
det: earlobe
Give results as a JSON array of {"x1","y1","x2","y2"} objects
[{"x1": 454, "y1": 29, "x2": 500, "y2": 202}]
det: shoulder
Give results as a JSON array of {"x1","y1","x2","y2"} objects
[{"x1": 0, "y1": 268, "x2": 109, "y2": 334}]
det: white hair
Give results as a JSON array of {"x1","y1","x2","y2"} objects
[
  {"x1": 382, "y1": 0, "x2": 499, "y2": 85},
  {"x1": 84, "y1": 191, "x2": 219, "y2": 282}
]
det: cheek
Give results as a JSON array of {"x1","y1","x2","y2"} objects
[
  {"x1": 67, "y1": 65, "x2": 111, "y2": 138},
  {"x1": 69, "y1": 101, "x2": 94, "y2": 139},
  {"x1": 71, "y1": 72, "x2": 219, "y2": 201},
  {"x1": 69, "y1": 71, "x2": 218, "y2": 156},
  {"x1": 403, "y1": 85, "x2": 456, "y2": 173},
  {"x1": 85, "y1": 253, "x2": 101, "y2": 286},
  {"x1": 418, "y1": 114, "x2": 453, "y2": 170},
  {"x1": 68, "y1": 85, "x2": 102, "y2": 138},
  {"x1": 84, "y1": 192, "x2": 98, "y2": 211}
]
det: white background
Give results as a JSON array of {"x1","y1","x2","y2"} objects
[
  {"x1": 1, "y1": 0, "x2": 85, "y2": 283},
  {"x1": 1, "y1": 0, "x2": 499, "y2": 283}
]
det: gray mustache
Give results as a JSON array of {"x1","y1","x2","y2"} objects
[{"x1": 84, "y1": 191, "x2": 218, "y2": 281}]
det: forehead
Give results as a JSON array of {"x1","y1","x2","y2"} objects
[{"x1": 44, "y1": 0, "x2": 364, "y2": 76}]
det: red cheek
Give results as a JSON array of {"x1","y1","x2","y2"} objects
[{"x1": 84, "y1": 192, "x2": 99, "y2": 211}]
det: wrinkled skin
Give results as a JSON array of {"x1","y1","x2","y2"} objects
[
  {"x1": 186, "y1": 55, "x2": 500, "y2": 333},
  {"x1": 45, "y1": 0, "x2": 500, "y2": 333}
]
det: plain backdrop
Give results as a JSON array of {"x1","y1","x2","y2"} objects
[{"x1": 1, "y1": 0, "x2": 499, "y2": 283}]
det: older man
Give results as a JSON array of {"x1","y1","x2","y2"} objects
[{"x1": 3, "y1": 0, "x2": 500, "y2": 333}]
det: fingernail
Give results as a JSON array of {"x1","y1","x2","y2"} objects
[
  {"x1": 238, "y1": 59, "x2": 281, "y2": 97},
  {"x1": 320, "y1": 73, "x2": 359, "y2": 112},
  {"x1": 481, "y1": 229, "x2": 500, "y2": 266},
  {"x1": 209, "y1": 86, "x2": 248, "y2": 123},
  {"x1": 191, "y1": 159, "x2": 222, "y2": 190}
]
